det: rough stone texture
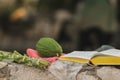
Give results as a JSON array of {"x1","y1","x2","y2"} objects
[
  {"x1": 48, "y1": 60, "x2": 83, "y2": 80},
  {"x1": 97, "y1": 66, "x2": 120, "y2": 80},
  {"x1": 9, "y1": 63, "x2": 58, "y2": 80},
  {"x1": 0, "y1": 61, "x2": 120, "y2": 80},
  {"x1": 0, "y1": 63, "x2": 58, "y2": 80}
]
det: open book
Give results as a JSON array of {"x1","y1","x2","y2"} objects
[{"x1": 59, "y1": 49, "x2": 120, "y2": 65}]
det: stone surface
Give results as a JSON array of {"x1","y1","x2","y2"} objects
[
  {"x1": 97, "y1": 66, "x2": 120, "y2": 80},
  {"x1": 0, "y1": 62, "x2": 7, "y2": 69},
  {"x1": 0, "y1": 78, "x2": 7, "y2": 80},
  {"x1": 8, "y1": 63, "x2": 58, "y2": 80},
  {"x1": 0, "y1": 61, "x2": 120, "y2": 80},
  {"x1": 48, "y1": 60, "x2": 83, "y2": 80}
]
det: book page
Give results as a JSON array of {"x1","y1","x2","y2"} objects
[
  {"x1": 99, "y1": 49, "x2": 120, "y2": 57},
  {"x1": 62, "y1": 51, "x2": 98, "y2": 60}
]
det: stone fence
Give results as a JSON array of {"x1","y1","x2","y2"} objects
[{"x1": 0, "y1": 60, "x2": 120, "y2": 80}]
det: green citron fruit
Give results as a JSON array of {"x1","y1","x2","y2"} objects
[{"x1": 36, "y1": 37, "x2": 63, "y2": 57}]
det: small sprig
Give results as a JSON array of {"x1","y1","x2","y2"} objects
[{"x1": 0, "y1": 50, "x2": 50, "y2": 69}]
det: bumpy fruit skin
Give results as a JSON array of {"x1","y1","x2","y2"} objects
[{"x1": 36, "y1": 37, "x2": 63, "y2": 57}]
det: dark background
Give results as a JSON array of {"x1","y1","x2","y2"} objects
[{"x1": 0, "y1": 0, "x2": 120, "y2": 53}]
